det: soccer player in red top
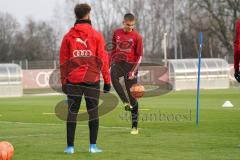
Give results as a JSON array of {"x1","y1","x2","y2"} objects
[
  {"x1": 110, "y1": 13, "x2": 143, "y2": 135},
  {"x1": 234, "y1": 19, "x2": 240, "y2": 83},
  {"x1": 60, "y1": 3, "x2": 111, "y2": 154}
]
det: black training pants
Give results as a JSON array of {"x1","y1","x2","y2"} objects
[
  {"x1": 110, "y1": 62, "x2": 139, "y2": 128},
  {"x1": 65, "y1": 82, "x2": 100, "y2": 146}
]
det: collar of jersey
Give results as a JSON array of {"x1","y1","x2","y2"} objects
[{"x1": 75, "y1": 19, "x2": 92, "y2": 26}]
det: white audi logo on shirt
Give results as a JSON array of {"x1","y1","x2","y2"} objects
[{"x1": 73, "y1": 50, "x2": 93, "y2": 57}]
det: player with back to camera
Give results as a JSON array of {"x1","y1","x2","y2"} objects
[{"x1": 60, "y1": 3, "x2": 111, "y2": 154}]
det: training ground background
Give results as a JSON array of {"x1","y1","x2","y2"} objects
[{"x1": 0, "y1": 89, "x2": 239, "y2": 160}]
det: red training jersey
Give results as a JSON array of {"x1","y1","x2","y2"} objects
[
  {"x1": 110, "y1": 28, "x2": 143, "y2": 67},
  {"x1": 234, "y1": 19, "x2": 240, "y2": 72},
  {"x1": 60, "y1": 23, "x2": 111, "y2": 84}
]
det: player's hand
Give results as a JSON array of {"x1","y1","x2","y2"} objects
[
  {"x1": 128, "y1": 72, "x2": 135, "y2": 80},
  {"x1": 234, "y1": 71, "x2": 240, "y2": 83},
  {"x1": 103, "y1": 84, "x2": 111, "y2": 93}
]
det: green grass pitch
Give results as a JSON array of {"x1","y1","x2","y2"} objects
[{"x1": 0, "y1": 89, "x2": 239, "y2": 160}]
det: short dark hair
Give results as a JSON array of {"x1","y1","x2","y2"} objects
[
  {"x1": 124, "y1": 13, "x2": 135, "y2": 21},
  {"x1": 74, "y1": 3, "x2": 91, "y2": 19}
]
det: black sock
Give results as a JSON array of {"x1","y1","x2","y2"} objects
[{"x1": 131, "y1": 102, "x2": 139, "y2": 128}]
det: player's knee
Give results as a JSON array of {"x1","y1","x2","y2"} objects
[
  {"x1": 88, "y1": 110, "x2": 99, "y2": 121},
  {"x1": 89, "y1": 118, "x2": 99, "y2": 127},
  {"x1": 69, "y1": 105, "x2": 80, "y2": 113}
]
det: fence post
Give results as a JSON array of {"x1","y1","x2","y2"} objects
[
  {"x1": 25, "y1": 59, "x2": 28, "y2": 70},
  {"x1": 19, "y1": 61, "x2": 22, "y2": 69},
  {"x1": 54, "y1": 60, "x2": 57, "y2": 69}
]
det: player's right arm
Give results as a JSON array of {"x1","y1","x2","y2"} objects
[{"x1": 109, "y1": 30, "x2": 117, "y2": 65}]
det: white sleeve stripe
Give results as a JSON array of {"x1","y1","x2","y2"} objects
[{"x1": 132, "y1": 56, "x2": 142, "y2": 72}]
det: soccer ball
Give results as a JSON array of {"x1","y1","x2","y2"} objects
[
  {"x1": 0, "y1": 141, "x2": 14, "y2": 160},
  {"x1": 130, "y1": 84, "x2": 145, "y2": 99}
]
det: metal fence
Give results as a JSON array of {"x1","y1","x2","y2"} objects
[
  {"x1": 1, "y1": 55, "x2": 234, "y2": 70},
  {"x1": 8, "y1": 59, "x2": 163, "y2": 70},
  {"x1": 11, "y1": 60, "x2": 59, "y2": 70}
]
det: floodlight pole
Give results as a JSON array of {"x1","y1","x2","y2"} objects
[
  {"x1": 163, "y1": 33, "x2": 168, "y2": 66},
  {"x1": 173, "y1": 0, "x2": 177, "y2": 59},
  {"x1": 129, "y1": 0, "x2": 132, "y2": 12}
]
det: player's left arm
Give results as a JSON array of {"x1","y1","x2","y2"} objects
[
  {"x1": 234, "y1": 20, "x2": 240, "y2": 83},
  {"x1": 97, "y1": 33, "x2": 111, "y2": 92},
  {"x1": 128, "y1": 35, "x2": 143, "y2": 80},
  {"x1": 234, "y1": 20, "x2": 240, "y2": 72},
  {"x1": 234, "y1": 49, "x2": 240, "y2": 82}
]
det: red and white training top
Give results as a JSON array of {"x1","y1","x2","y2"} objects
[
  {"x1": 60, "y1": 22, "x2": 111, "y2": 84},
  {"x1": 110, "y1": 28, "x2": 143, "y2": 72}
]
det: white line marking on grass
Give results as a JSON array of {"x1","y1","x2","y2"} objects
[
  {"x1": 0, "y1": 128, "x2": 135, "y2": 140},
  {"x1": 0, "y1": 121, "x2": 136, "y2": 130},
  {"x1": 24, "y1": 93, "x2": 64, "y2": 97},
  {"x1": 42, "y1": 110, "x2": 86, "y2": 115},
  {"x1": 0, "y1": 121, "x2": 62, "y2": 126},
  {"x1": 42, "y1": 113, "x2": 57, "y2": 115},
  {"x1": 139, "y1": 109, "x2": 150, "y2": 111},
  {"x1": 0, "y1": 134, "x2": 54, "y2": 139}
]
